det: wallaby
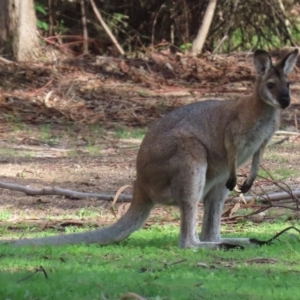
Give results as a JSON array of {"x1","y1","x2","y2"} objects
[{"x1": 2, "y1": 49, "x2": 298, "y2": 249}]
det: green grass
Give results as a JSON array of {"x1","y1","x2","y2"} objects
[
  {"x1": 0, "y1": 210, "x2": 12, "y2": 221},
  {"x1": 86, "y1": 144, "x2": 102, "y2": 156},
  {"x1": 1, "y1": 222, "x2": 300, "y2": 299},
  {"x1": 4, "y1": 113, "x2": 22, "y2": 123},
  {"x1": 39, "y1": 124, "x2": 62, "y2": 145},
  {"x1": 258, "y1": 167, "x2": 294, "y2": 181},
  {"x1": 114, "y1": 127, "x2": 146, "y2": 139},
  {"x1": 76, "y1": 207, "x2": 103, "y2": 218},
  {"x1": 89, "y1": 123, "x2": 105, "y2": 135},
  {"x1": 263, "y1": 152, "x2": 289, "y2": 164},
  {"x1": 219, "y1": 24, "x2": 300, "y2": 53}
]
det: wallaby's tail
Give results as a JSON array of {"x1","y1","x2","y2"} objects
[{"x1": 3, "y1": 185, "x2": 153, "y2": 247}]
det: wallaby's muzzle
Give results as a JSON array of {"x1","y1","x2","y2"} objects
[{"x1": 280, "y1": 93, "x2": 290, "y2": 109}]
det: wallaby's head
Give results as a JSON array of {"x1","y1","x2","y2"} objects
[{"x1": 253, "y1": 49, "x2": 298, "y2": 109}]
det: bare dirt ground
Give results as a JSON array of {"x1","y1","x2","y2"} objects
[{"x1": 1, "y1": 50, "x2": 300, "y2": 235}]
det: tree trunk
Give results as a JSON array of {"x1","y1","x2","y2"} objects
[
  {"x1": 0, "y1": 0, "x2": 40, "y2": 61},
  {"x1": 191, "y1": 0, "x2": 217, "y2": 56}
]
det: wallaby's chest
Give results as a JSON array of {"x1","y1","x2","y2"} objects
[{"x1": 237, "y1": 116, "x2": 277, "y2": 165}]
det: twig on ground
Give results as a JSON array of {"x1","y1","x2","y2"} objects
[
  {"x1": 268, "y1": 136, "x2": 289, "y2": 146},
  {"x1": 17, "y1": 266, "x2": 48, "y2": 282},
  {"x1": 110, "y1": 185, "x2": 132, "y2": 217},
  {"x1": 250, "y1": 226, "x2": 300, "y2": 246},
  {"x1": 0, "y1": 56, "x2": 16, "y2": 64},
  {"x1": 259, "y1": 166, "x2": 300, "y2": 206}
]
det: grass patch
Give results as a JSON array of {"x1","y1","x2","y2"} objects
[
  {"x1": 39, "y1": 124, "x2": 62, "y2": 145},
  {"x1": 264, "y1": 151, "x2": 289, "y2": 164},
  {"x1": 89, "y1": 124, "x2": 105, "y2": 135},
  {"x1": 114, "y1": 127, "x2": 146, "y2": 139},
  {"x1": 258, "y1": 167, "x2": 294, "y2": 181},
  {"x1": 4, "y1": 113, "x2": 22, "y2": 124},
  {"x1": 1, "y1": 222, "x2": 300, "y2": 299},
  {"x1": 87, "y1": 144, "x2": 102, "y2": 156},
  {"x1": 0, "y1": 210, "x2": 12, "y2": 221},
  {"x1": 76, "y1": 207, "x2": 103, "y2": 218}
]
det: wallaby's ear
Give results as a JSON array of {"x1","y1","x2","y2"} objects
[
  {"x1": 253, "y1": 50, "x2": 272, "y2": 76},
  {"x1": 279, "y1": 49, "x2": 298, "y2": 75}
]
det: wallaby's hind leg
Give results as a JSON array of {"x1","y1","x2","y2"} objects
[
  {"x1": 171, "y1": 163, "x2": 207, "y2": 249},
  {"x1": 200, "y1": 182, "x2": 254, "y2": 247},
  {"x1": 200, "y1": 182, "x2": 229, "y2": 242}
]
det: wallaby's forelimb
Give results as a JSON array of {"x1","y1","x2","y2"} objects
[
  {"x1": 239, "y1": 142, "x2": 267, "y2": 193},
  {"x1": 224, "y1": 131, "x2": 238, "y2": 191}
]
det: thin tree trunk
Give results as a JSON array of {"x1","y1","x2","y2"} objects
[
  {"x1": 0, "y1": 0, "x2": 40, "y2": 61},
  {"x1": 191, "y1": 0, "x2": 217, "y2": 56},
  {"x1": 89, "y1": 0, "x2": 125, "y2": 55},
  {"x1": 80, "y1": 0, "x2": 89, "y2": 54},
  {"x1": 276, "y1": 0, "x2": 295, "y2": 45},
  {"x1": 48, "y1": 0, "x2": 54, "y2": 36}
]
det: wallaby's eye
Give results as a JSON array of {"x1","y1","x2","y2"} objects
[
  {"x1": 286, "y1": 82, "x2": 290, "y2": 88},
  {"x1": 267, "y1": 82, "x2": 275, "y2": 89}
]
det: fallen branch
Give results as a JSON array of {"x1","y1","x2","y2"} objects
[
  {"x1": 229, "y1": 190, "x2": 300, "y2": 203},
  {"x1": 0, "y1": 181, "x2": 132, "y2": 202},
  {"x1": 0, "y1": 180, "x2": 300, "y2": 206},
  {"x1": 275, "y1": 131, "x2": 300, "y2": 136}
]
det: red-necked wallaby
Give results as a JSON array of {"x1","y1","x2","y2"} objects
[{"x1": 3, "y1": 49, "x2": 298, "y2": 248}]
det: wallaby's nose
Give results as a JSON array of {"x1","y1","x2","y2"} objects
[{"x1": 280, "y1": 94, "x2": 290, "y2": 109}]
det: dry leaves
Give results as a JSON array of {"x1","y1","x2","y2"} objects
[
  {"x1": 110, "y1": 185, "x2": 132, "y2": 218},
  {"x1": 0, "y1": 51, "x2": 260, "y2": 127},
  {"x1": 222, "y1": 202, "x2": 240, "y2": 218}
]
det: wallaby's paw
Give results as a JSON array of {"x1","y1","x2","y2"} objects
[
  {"x1": 238, "y1": 180, "x2": 252, "y2": 193},
  {"x1": 225, "y1": 177, "x2": 237, "y2": 191}
]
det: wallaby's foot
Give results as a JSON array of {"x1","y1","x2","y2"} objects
[
  {"x1": 225, "y1": 176, "x2": 237, "y2": 191},
  {"x1": 179, "y1": 240, "x2": 219, "y2": 250},
  {"x1": 179, "y1": 235, "x2": 201, "y2": 249}
]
